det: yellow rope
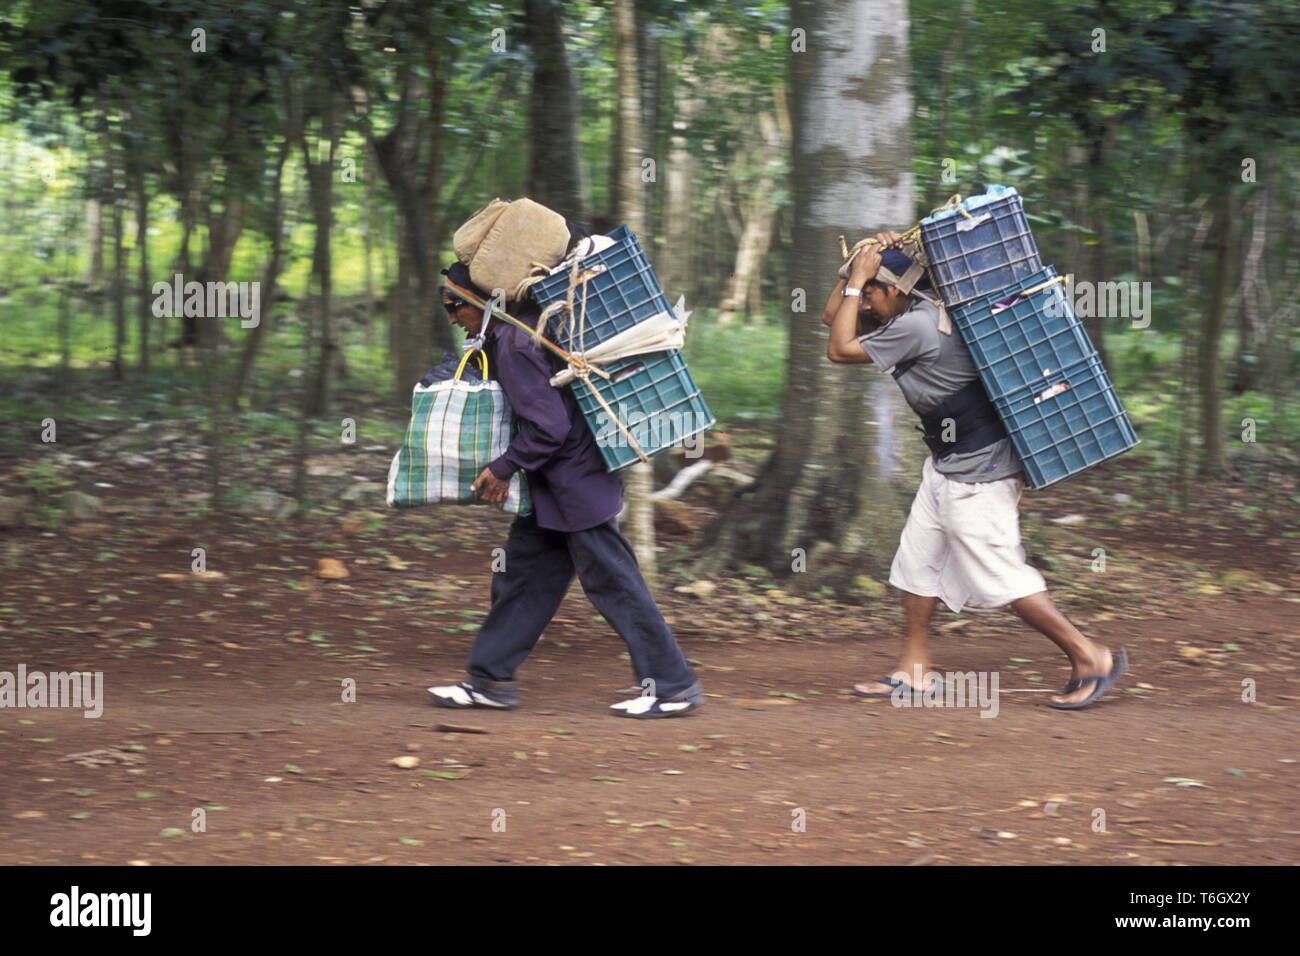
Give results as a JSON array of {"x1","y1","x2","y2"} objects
[
  {"x1": 1015, "y1": 275, "x2": 1067, "y2": 299},
  {"x1": 838, "y1": 194, "x2": 963, "y2": 261}
]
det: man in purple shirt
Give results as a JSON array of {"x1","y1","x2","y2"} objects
[{"x1": 427, "y1": 262, "x2": 702, "y2": 718}]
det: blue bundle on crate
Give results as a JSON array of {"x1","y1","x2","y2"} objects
[
  {"x1": 531, "y1": 225, "x2": 715, "y2": 473},
  {"x1": 920, "y1": 185, "x2": 1042, "y2": 307}
]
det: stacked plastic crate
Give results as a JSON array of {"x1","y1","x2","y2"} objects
[
  {"x1": 530, "y1": 225, "x2": 715, "y2": 472},
  {"x1": 918, "y1": 186, "x2": 1139, "y2": 489}
]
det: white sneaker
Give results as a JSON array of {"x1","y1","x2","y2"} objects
[
  {"x1": 609, "y1": 684, "x2": 702, "y2": 719},
  {"x1": 427, "y1": 682, "x2": 516, "y2": 710}
]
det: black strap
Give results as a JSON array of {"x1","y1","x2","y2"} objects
[
  {"x1": 886, "y1": 325, "x2": 1005, "y2": 458},
  {"x1": 891, "y1": 357, "x2": 919, "y2": 380},
  {"x1": 915, "y1": 379, "x2": 1008, "y2": 459}
]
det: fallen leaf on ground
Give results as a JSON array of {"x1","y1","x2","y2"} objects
[{"x1": 316, "y1": 558, "x2": 350, "y2": 580}]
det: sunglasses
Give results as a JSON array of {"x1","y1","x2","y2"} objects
[{"x1": 442, "y1": 293, "x2": 469, "y2": 311}]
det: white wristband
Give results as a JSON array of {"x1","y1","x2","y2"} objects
[{"x1": 843, "y1": 287, "x2": 861, "y2": 297}]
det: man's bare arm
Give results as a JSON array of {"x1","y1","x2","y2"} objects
[
  {"x1": 827, "y1": 290, "x2": 871, "y2": 364},
  {"x1": 821, "y1": 278, "x2": 848, "y2": 328},
  {"x1": 827, "y1": 243, "x2": 885, "y2": 365}
]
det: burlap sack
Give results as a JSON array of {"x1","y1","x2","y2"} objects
[
  {"x1": 453, "y1": 199, "x2": 511, "y2": 264},
  {"x1": 453, "y1": 198, "x2": 569, "y2": 300}
]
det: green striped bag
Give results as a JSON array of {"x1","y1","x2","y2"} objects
[{"x1": 386, "y1": 349, "x2": 532, "y2": 515}]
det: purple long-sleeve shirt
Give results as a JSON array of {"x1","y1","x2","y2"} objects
[{"x1": 483, "y1": 311, "x2": 623, "y2": 532}]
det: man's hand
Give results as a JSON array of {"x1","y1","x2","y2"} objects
[
  {"x1": 849, "y1": 244, "x2": 882, "y2": 287},
  {"x1": 471, "y1": 467, "x2": 510, "y2": 504},
  {"x1": 844, "y1": 231, "x2": 903, "y2": 288}
]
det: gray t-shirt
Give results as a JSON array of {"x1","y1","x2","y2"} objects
[{"x1": 858, "y1": 299, "x2": 1023, "y2": 483}]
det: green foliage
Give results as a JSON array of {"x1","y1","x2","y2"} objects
[
  {"x1": 14, "y1": 457, "x2": 71, "y2": 498},
  {"x1": 683, "y1": 308, "x2": 787, "y2": 426},
  {"x1": 0, "y1": 0, "x2": 1293, "y2": 497},
  {"x1": 11, "y1": 457, "x2": 72, "y2": 527}
]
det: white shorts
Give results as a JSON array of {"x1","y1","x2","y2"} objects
[{"x1": 889, "y1": 456, "x2": 1047, "y2": 613}]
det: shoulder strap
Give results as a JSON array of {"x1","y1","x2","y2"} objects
[{"x1": 891, "y1": 357, "x2": 919, "y2": 380}]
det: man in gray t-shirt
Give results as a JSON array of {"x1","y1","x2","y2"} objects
[
  {"x1": 824, "y1": 231, "x2": 1126, "y2": 710},
  {"x1": 856, "y1": 296, "x2": 1023, "y2": 483}
]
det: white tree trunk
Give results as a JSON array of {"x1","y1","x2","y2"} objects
[
  {"x1": 659, "y1": 59, "x2": 699, "y2": 300},
  {"x1": 717, "y1": 112, "x2": 782, "y2": 325},
  {"x1": 614, "y1": 0, "x2": 658, "y2": 586},
  {"x1": 784, "y1": 0, "x2": 921, "y2": 562}
]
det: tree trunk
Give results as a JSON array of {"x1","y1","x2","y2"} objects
[
  {"x1": 695, "y1": 0, "x2": 919, "y2": 585},
  {"x1": 1066, "y1": 143, "x2": 1085, "y2": 292},
  {"x1": 1232, "y1": 190, "x2": 1264, "y2": 394},
  {"x1": 363, "y1": 156, "x2": 376, "y2": 348},
  {"x1": 636, "y1": 0, "x2": 661, "y2": 235},
  {"x1": 1174, "y1": 171, "x2": 1208, "y2": 510},
  {"x1": 658, "y1": 50, "x2": 700, "y2": 300},
  {"x1": 1262, "y1": 161, "x2": 1292, "y2": 442},
  {"x1": 418, "y1": 38, "x2": 446, "y2": 377},
  {"x1": 231, "y1": 86, "x2": 297, "y2": 411},
  {"x1": 111, "y1": 182, "x2": 126, "y2": 381},
  {"x1": 195, "y1": 200, "x2": 245, "y2": 352},
  {"x1": 58, "y1": 199, "x2": 77, "y2": 373},
  {"x1": 133, "y1": 153, "x2": 150, "y2": 375},
  {"x1": 717, "y1": 112, "x2": 782, "y2": 325},
  {"x1": 392, "y1": 215, "x2": 414, "y2": 402},
  {"x1": 1198, "y1": 184, "x2": 1232, "y2": 475},
  {"x1": 302, "y1": 120, "x2": 339, "y2": 417},
  {"x1": 1083, "y1": 121, "x2": 1115, "y2": 371},
  {"x1": 525, "y1": 0, "x2": 590, "y2": 224},
  {"x1": 86, "y1": 198, "x2": 103, "y2": 283},
  {"x1": 349, "y1": 1, "x2": 456, "y2": 401},
  {"x1": 383, "y1": 165, "x2": 451, "y2": 371},
  {"x1": 928, "y1": 0, "x2": 975, "y2": 209},
  {"x1": 614, "y1": 0, "x2": 658, "y2": 587}
]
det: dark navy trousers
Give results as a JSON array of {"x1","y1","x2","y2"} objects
[{"x1": 466, "y1": 513, "x2": 697, "y2": 699}]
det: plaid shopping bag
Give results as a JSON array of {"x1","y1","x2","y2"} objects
[{"x1": 386, "y1": 348, "x2": 532, "y2": 515}]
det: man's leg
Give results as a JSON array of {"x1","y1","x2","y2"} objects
[
  {"x1": 936, "y1": 471, "x2": 1121, "y2": 706},
  {"x1": 855, "y1": 459, "x2": 947, "y2": 694},
  {"x1": 853, "y1": 590, "x2": 942, "y2": 694},
  {"x1": 566, "y1": 519, "x2": 697, "y2": 700},
  {"x1": 1009, "y1": 591, "x2": 1116, "y2": 706},
  {"x1": 464, "y1": 513, "x2": 575, "y2": 693}
]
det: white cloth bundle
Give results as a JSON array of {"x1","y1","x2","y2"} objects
[
  {"x1": 546, "y1": 235, "x2": 617, "y2": 276},
  {"x1": 547, "y1": 311, "x2": 686, "y2": 387}
]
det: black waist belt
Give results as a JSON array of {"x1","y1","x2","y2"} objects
[{"x1": 912, "y1": 378, "x2": 1009, "y2": 460}]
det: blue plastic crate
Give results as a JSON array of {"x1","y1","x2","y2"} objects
[
  {"x1": 570, "y1": 349, "x2": 715, "y2": 472},
  {"x1": 951, "y1": 266, "x2": 1098, "y2": 399},
  {"x1": 920, "y1": 185, "x2": 1042, "y2": 307},
  {"x1": 531, "y1": 225, "x2": 675, "y2": 354},
  {"x1": 992, "y1": 354, "x2": 1139, "y2": 489}
]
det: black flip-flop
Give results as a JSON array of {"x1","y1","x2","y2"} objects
[
  {"x1": 1049, "y1": 646, "x2": 1128, "y2": 710},
  {"x1": 853, "y1": 676, "x2": 945, "y2": 699}
]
